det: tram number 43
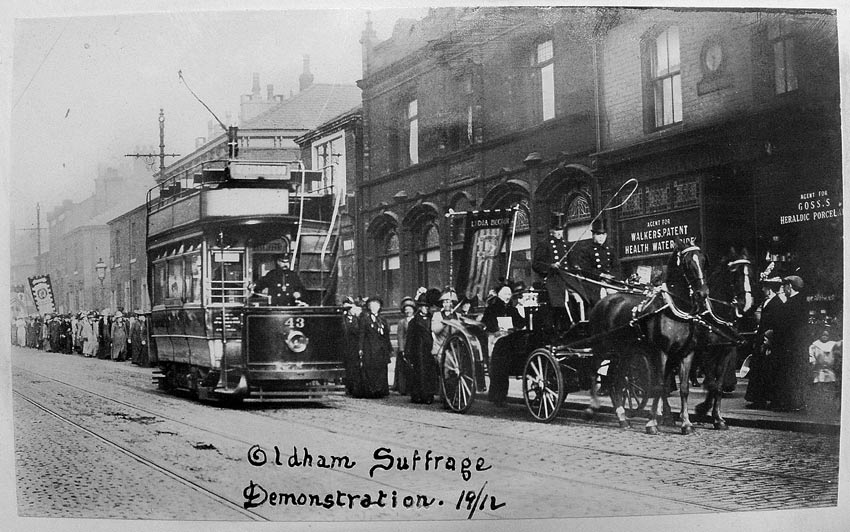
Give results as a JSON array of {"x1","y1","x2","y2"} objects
[
  {"x1": 456, "y1": 481, "x2": 505, "y2": 519},
  {"x1": 285, "y1": 317, "x2": 305, "y2": 328}
]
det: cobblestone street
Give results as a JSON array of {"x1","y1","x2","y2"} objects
[{"x1": 9, "y1": 346, "x2": 841, "y2": 529}]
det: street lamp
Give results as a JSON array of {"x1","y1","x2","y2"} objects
[{"x1": 95, "y1": 258, "x2": 107, "y2": 311}]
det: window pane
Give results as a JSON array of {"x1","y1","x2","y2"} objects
[
  {"x1": 537, "y1": 40, "x2": 553, "y2": 63},
  {"x1": 667, "y1": 26, "x2": 680, "y2": 70},
  {"x1": 655, "y1": 31, "x2": 669, "y2": 76},
  {"x1": 654, "y1": 80, "x2": 665, "y2": 126},
  {"x1": 672, "y1": 73, "x2": 682, "y2": 123},
  {"x1": 785, "y1": 39, "x2": 798, "y2": 91},
  {"x1": 167, "y1": 259, "x2": 184, "y2": 300},
  {"x1": 466, "y1": 105, "x2": 473, "y2": 144},
  {"x1": 541, "y1": 63, "x2": 555, "y2": 121},
  {"x1": 409, "y1": 118, "x2": 418, "y2": 164},
  {"x1": 408, "y1": 99, "x2": 418, "y2": 118},
  {"x1": 425, "y1": 225, "x2": 440, "y2": 248},
  {"x1": 774, "y1": 41, "x2": 786, "y2": 94}
]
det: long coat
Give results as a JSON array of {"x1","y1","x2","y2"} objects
[
  {"x1": 774, "y1": 293, "x2": 809, "y2": 409},
  {"x1": 355, "y1": 312, "x2": 392, "y2": 398},
  {"x1": 394, "y1": 316, "x2": 412, "y2": 394},
  {"x1": 343, "y1": 312, "x2": 363, "y2": 396},
  {"x1": 111, "y1": 318, "x2": 129, "y2": 361},
  {"x1": 406, "y1": 311, "x2": 437, "y2": 403},
  {"x1": 532, "y1": 236, "x2": 571, "y2": 308},
  {"x1": 130, "y1": 318, "x2": 149, "y2": 366},
  {"x1": 567, "y1": 239, "x2": 620, "y2": 307},
  {"x1": 82, "y1": 319, "x2": 98, "y2": 357},
  {"x1": 745, "y1": 294, "x2": 784, "y2": 404}
]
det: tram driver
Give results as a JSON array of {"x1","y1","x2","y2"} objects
[{"x1": 250, "y1": 253, "x2": 307, "y2": 306}]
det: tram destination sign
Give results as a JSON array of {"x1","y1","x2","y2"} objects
[
  {"x1": 229, "y1": 162, "x2": 290, "y2": 180},
  {"x1": 618, "y1": 208, "x2": 701, "y2": 259}
]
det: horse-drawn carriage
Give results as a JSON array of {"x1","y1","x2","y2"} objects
[
  {"x1": 438, "y1": 240, "x2": 756, "y2": 433},
  {"x1": 438, "y1": 283, "x2": 653, "y2": 423}
]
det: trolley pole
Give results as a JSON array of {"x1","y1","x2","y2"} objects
[{"x1": 18, "y1": 203, "x2": 46, "y2": 275}]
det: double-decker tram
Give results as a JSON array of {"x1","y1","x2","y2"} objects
[{"x1": 145, "y1": 157, "x2": 346, "y2": 402}]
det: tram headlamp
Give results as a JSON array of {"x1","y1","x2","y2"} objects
[{"x1": 285, "y1": 330, "x2": 309, "y2": 353}]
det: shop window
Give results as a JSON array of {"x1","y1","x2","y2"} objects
[
  {"x1": 770, "y1": 21, "x2": 798, "y2": 94},
  {"x1": 644, "y1": 26, "x2": 682, "y2": 129}
]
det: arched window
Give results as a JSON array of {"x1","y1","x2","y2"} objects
[
  {"x1": 380, "y1": 230, "x2": 401, "y2": 309},
  {"x1": 417, "y1": 223, "x2": 441, "y2": 289},
  {"x1": 562, "y1": 190, "x2": 592, "y2": 242}
]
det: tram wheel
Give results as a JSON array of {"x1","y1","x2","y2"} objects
[
  {"x1": 523, "y1": 348, "x2": 564, "y2": 423},
  {"x1": 613, "y1": 354, "x2": 650, "y2": 417},
  {"x1": 440, "y1": 334, "x2": 477, "y2": 414}
]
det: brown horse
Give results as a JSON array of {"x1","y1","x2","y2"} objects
[
  {"x1": 586, "y1": 239, "x2": 709, "y2": 435},
  {"x1": 691, "y1": 248, "x2": 756, "y2": 429}
]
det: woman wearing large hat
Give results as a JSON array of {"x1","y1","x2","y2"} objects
[
  {"x1": 406, "y1": 291, "x2": 438, "y2": 404},
  {"x1": 392, "y1": 296, "x2": 417, "y2": 395},
  {"x1": 352, "y1": 296, "x2": 393, "y2": 398}
]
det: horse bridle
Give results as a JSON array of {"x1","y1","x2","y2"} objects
[
  {"x1": 726, "y1": 257, "x2": 754, "y2": 317},
  {"x1": 676, "y1": 245, "x2": 707, "y2": 298}
]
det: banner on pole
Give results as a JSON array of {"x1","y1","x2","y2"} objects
[
  {"x1": 454, "y1": 209, "x2": 514, "y2": 303},
  {"x1": 27, "y1": 275, "x2": 56, "y2": 315}
]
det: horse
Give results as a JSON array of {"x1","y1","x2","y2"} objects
[
  {"x1": 690, "y1": 248, "x2": 757, "y2": 429},
  {"x1": 585, "y1": 238, "x2": 709, "y2": 435}
]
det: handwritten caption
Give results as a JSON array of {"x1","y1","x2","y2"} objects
[{"x1": 242, "y1": 445, "x2": 505, "y2": 518}]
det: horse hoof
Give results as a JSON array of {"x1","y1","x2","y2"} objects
[
  {"x1": 681, "y1": 424, "x2": 695, "y2": 435},
  {"x1": 618, "y1": 420, "x2": 631, "y2": 429},
  {"x1": 714, "y1": 421, "x2": 728, "y2": 431},
  {"x1": 583, "y1": 408, "x2": 596, "y2": 421},
  {"x1": 645, "y1": 425, "x2": 659, "y2": 435}
]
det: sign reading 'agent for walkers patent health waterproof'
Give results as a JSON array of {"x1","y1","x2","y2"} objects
[{"x1": 618, "y1": 209, "x2": 701, "y2": 259}]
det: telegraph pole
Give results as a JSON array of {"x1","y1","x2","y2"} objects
[
  {"x1": 18, "y1": 203, "x2": 45, "y2": 274},
  {"x1": 125, "y1": 109, "x2": 180, "y2": 181}
]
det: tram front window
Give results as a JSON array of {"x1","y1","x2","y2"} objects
[{"x1": 211, "y1": 250, "x2": 246, "y2": 304}]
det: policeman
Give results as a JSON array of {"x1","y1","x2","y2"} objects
[
  {"x1": 251, "y1": 253, "x2": 307, "y2": 306},
  {"x1": 532, "y1": 213, "x2": 573, "y2": 328},
  {"x1": 568, "y1": 219, "x2": 620, "y2": 314}
]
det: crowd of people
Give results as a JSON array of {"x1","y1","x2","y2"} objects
[
  {"x1": 745, "y1": 275, "x2": 842, "y2": 412},
  {"x1": 11, "y1": 310, "x2": 152, "y2": 366}
]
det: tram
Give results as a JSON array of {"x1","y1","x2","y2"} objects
[{"x1": 145, "y1": 157, "x2": 346, "y2": 402}]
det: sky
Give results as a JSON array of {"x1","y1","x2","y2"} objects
[{"x1": 5, "y1": 1, "x2": 431, "y2": 229}]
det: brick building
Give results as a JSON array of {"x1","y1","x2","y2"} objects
[
  {"x1": 593, "y1": 8, "x2": 842, "y2": 316},
  {"x1": 295, "y1": 106, "x2": 363, "y2": 299},
  {"x1": 357, "y1": 7, "x2": 604, "y2": 309},
  {"x1": 107, "y1": 204, "x2": 150, "y2": 313},
  {"x1": 355, "y1": 7, "x2": 842, "y2": 319}
]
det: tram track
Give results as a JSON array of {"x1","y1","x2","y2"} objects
[
  {"x1": 14, "y1": 362, "x2": 838, "y2": 514},
  {"x1": 13, "y1": 388, "x2": 269, "y2": 522}
]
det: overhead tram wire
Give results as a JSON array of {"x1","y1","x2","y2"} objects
[{"x1": 13, "y1": 20, "x2": 69, "y2": 111}]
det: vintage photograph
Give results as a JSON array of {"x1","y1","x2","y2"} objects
[{"x1": 2, "y1": 1, "x2": 846, "y2": 531}]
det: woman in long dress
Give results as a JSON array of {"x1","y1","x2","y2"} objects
[
  {"x1": 82, "y1": 314, "x2": 98, "y2": 357},
  {"x1": 407, "y1": 293, "x2": 437, "y2": 404},
  {"x1": 356, "y1": 297, "x2": 393, "y2": 398},
  {"x1": 111, "y1": 312, "x2": 129, "y2": 361}
]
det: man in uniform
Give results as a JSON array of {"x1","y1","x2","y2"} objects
[
  {"x1": 251, "y1": 253, "x2": 307, "y2": 306},
  {"x1": 567, "y1": 219, "x2": 620, "y2": 318},
  {"x1": 532, "y1": 214, "x2": 574, "y2": 329}
]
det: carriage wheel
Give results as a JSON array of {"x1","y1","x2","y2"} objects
[
  {"x1": 440, "y1": 334, "x2": 477, "y2": 414},
  {"x1": 523, "y1": 348, "x2": 564, "y2": 423},
  {"x1": 613, "y1": 354, "x2": 650, "y2": 417}
]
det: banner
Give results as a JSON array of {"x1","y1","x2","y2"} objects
[
  {"x1": 28, "y1": 275, "x2": 56, "y2": 315},
  {"x1": 454, "y1": 209, "x2": 514, "y2": 303}
]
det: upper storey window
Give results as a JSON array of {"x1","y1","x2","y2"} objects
[
  {"x1": 645, "y1": 26, "x2": 682, "y2": 129},
  {"x1": 407, "y1": 99, "x2": 419, "y2": 165},
  {"x1": 536, "y1": 40, "x2": 555, "y2": 121},
  {"x1": 770, "y1": 21, "x2": 798, "y2": 95}
]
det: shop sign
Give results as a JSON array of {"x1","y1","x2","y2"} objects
[
  {"x1": 779, "y1": 188, "x2": 842, "y2": 225},
  {"x1": 618, "y1": 209, "x2": 701, "y2": 259}
]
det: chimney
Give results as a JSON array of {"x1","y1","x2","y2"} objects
[
  {"x1": 267, "y1": 84, "x2": 274, "y2": 100},
  {"x1": 252, "y1": 73, "x2": 260, "y2": 97},
  {"x1": 360, "y1": 12, "x2": 377, "y2": 78},
  {"x1": 299, "y1": 55, "x2": 314, "y2": 92}
]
